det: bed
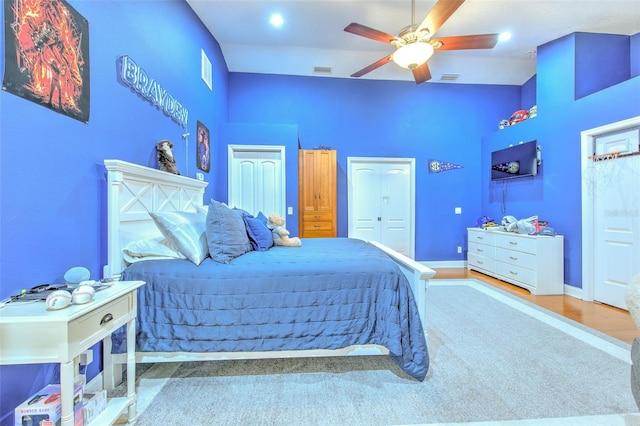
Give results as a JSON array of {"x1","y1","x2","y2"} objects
[{"x1": 102, "y1": 159, "x2": 435, "y2": 387}]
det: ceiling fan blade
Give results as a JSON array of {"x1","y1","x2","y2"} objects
[
  {"x1": 412, "y1": 62, "x2": 432, "y2": 84},
  {"x1": 344, "y1": 23, "x2": 398, "y2": 44},
  {"x1": 432, "y1": 34, "x2": 500, "y2": 50},
  {"x1": 351, "y1": 55, "x2": 393, "y2": 78},
  {"x1": 417, "y1": 0, "x2": 465, "y2": 36}
]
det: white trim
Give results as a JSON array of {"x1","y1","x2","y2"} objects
[{"x1": 580, "y1": 116, "x2": 640, "y2": 302}]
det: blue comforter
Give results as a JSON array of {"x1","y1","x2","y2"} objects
[{"x1": 116, "y1": 238, "x2": 429, "y2": 381}]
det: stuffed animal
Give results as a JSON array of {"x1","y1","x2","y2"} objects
[
  {"x1": 267, "y1": 213, "x2": 301, "y2": 247},
  {"x1": 157, "y1": 140, "x2": 180, "y2": 175}
]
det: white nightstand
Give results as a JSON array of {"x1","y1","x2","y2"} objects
[{"x1": 0, "y1": 281, "x2": 145, "y2": 426}]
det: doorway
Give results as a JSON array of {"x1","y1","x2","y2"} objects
[
  {"x1": 347, "y1": 157, "x2": 415, "y2": 258},
  {"x1": 228, "y1": 145, "x2": 286, "y2": 217},
  {"x1": 581, "y1": 116, "x2": 640, "y2": 309}
]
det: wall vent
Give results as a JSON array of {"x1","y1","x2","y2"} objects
[
  {"x1": 201, "y1": 49, "x2": 213, "y2": 90},
  {"x1": 439, "y1": 73, "x2": 460, "y2": 82},
  {"x1": 313, "y1": 66, "x2": 332, "y2": 75}
]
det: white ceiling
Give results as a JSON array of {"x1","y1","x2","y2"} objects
[{"x1": 186, "y1": 0, "x2": 640, "y2": 86}]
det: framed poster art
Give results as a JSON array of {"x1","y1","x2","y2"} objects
[
  {"x1": 2, "y1": 0, "x2": 90, "y2": 123},
  {"x1": 196, "y1": 120, "x2": 210, "y2": 173}
]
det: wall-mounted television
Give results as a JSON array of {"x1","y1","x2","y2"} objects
[{"x1": 491, "y1": 140, "x2": 539, "y2": 181}]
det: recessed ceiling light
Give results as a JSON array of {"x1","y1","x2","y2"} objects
[
  {"x1": 270, "y1": 13, "x2": 284, "y2": 28},
  {"x1": 499, "y1": 32, "x2": 512, "y2": 42}
]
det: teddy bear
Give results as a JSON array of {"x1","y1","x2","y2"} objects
[
  {"x1": 157, "y1": 140, "x2": 180, "y2": 175},
  {"x1": 267, "y1": 213, "x2": 301, "y2": 247}
]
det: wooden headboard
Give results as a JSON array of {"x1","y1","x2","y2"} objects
[{"x1": 103, "y1": 160, "x2": 209, "y2": 279}]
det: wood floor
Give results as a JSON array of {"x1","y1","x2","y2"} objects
[{"x1": 432, "y1": 267, "x2": 638, "y2": 345}]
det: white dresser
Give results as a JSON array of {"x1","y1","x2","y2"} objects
[{"x1": 467, "y1": 227, "x2": 564, "y2": 295}]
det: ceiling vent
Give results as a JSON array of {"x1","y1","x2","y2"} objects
[
  {"x1": 439, "y1": 73, "x2": 460, "y2": 82},
  {"x1": 313, "y1": 66, "x2": 333, "y2": 75}
]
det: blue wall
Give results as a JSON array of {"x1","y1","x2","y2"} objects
[
  {"x1": 481, "y1": 33, "x2": 640, "y2": 288},
  {"x1": 1, "y1": 0, "x2": 639, "y2": 422},
  {"x1": 227, "y1": 74, "x2": 521, "y2": 261},
  {"x1": 0, "y1": 1, "x2": 228, "y2": 423}
]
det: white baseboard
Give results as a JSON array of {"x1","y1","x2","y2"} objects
[{"x1": 564, "y1": 283, "x2": 583, "y2": 300}]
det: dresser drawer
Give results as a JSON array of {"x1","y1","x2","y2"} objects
[
  {"x1": 495, "y1": 247, "x2": 536, "y2": 270},
  {"x1": 495, "y1": 233, "x2": 536, "y2": 254},
  {"x1": 496, "y1": 262, "x2": 536, "y2": 287},
  {"x1": 69, "y1": 293, "x2": 134, "y2": 352},
  {"x1": 302, "y1": 211, "x2": 334, "y2": 222},
  {"x1": 302, "y1": 221, "x2": 334, "y2": 232},
  {"x1": 468, "y1": 241, "x2": 495, "y2": 258},
  {"x1": 468, "y1": 253, "x2": 495, "y2": 272},
  {"x1": 468, "y1": 229, "x2": 496, "y2": 246}
]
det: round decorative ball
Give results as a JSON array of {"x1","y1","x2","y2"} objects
[
  {"x1": 64, "y1": 266, "x2": 90, "y2": 284},
  {"x1": 46, "y1": 290, "x2": 73, "y2": 310},
  {"x1": 72, "y1": 285, "x2": 96, "y2": 305}
]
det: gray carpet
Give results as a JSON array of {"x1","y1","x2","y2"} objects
[{"x1": 117, "y1": 280, "x2": 638, "y2": 425}]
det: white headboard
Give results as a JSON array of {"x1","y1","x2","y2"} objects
[{"x1": 103, "y1": 160, "x2": 208, "y2": 279}]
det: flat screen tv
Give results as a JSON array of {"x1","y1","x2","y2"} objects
[{"x1": 491, "y1": 140, "x2": 539, "y2": 181}]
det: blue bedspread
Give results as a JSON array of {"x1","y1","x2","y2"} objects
[{"x1": 116, "y1": 238, "x2": 429, "y2": 381}]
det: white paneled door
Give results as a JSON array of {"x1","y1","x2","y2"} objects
[
  {"x1": 348, "y1": 157, "x2": 415, "y2": 258},
  {"x1": 592, "y1": 129, "x2": 640, "y2": 309},
  {"x1": 228, "y1": 145, "x2": 285, "y2": 217}
]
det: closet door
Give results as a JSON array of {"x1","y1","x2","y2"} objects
[
  {"x1": 348, "y1": 157, "x2": 415, "y2": 258},
  {"x1": 228, "y1": 145, "x2": 285, "y2": 217}
]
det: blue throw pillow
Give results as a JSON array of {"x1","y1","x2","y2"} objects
[{"x1": 243, "y1": 214, "x2": 274, "y2": 252}]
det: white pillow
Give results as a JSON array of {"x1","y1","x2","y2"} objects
[
  {"x1": 149, "y1": 210, "x2": 209, "y2": 265},
  {"x1": 122, "y1": 236, "x2": 186, "y2": 264}
]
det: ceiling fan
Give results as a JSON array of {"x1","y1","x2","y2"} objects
[{"x1": 344, "y1": 0, "x2": 499, "y2": 84}]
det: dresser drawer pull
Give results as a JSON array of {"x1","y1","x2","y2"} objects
[
  {"x1": 314, "y1": 215, "x2": 321, "y2": 219},
  {"x1": 510, "y1": 256, "x2": 518, "y2": 260},
  {"x1": 100, "y1": 313, "x2": 114, "y2": 325},
  {"x1": 476, "y1": 236, "x2": 484, "y2": 240},
  {"x1": 477, "y1": 248, "x2": 484, "y2": 252},
  {"x1": 509, "y1": 241, "x2": 518, "y2": 245},
  {"x1": 509, "y1": 270, "x2": 518, "y2": 276},
  {"x1": 477, "y1": 260, "x2": 484, "y2": 265}
]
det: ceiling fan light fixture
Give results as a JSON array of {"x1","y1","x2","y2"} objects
[{"x1": 392, "y1": 42, "x2": 434, "y2": 69}]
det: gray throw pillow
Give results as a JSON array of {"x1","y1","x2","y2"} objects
[{"x1": 206, "y1": 200, "x2": 252, "y2": 263}]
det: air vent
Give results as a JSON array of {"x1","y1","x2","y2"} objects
[
  {"x1": 201, "y1": 49, "x2": 212, "y2": 90},
  {"x1": 439, "y1": 73, "x2": 460, "y2": 82},
  {"x1": 313, "y1": 66, "x2": 332, "y2": 75}
]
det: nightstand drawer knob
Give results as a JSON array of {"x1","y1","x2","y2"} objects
[{"x1": 100, "y1": 313, "x2": 114, "y2": 325}]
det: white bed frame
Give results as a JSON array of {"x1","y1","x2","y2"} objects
[{"x1": 102, "y1": 159, "x2": 435, "y2": 389}]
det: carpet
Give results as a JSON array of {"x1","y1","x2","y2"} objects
[{"x1": 115, "y1": 280, "x2": 639, "y2": 425}]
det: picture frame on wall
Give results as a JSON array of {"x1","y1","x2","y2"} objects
[
  {"x1": 2, "y1": 0, "x2": 90, "y2": 123},
  {"x1": 196, "y1": 120, "x2": 210, "y2": 173}
]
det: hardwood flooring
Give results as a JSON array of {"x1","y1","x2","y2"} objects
[{"x1": 432, "y1": 267, "x2": 638, "y2": 345}]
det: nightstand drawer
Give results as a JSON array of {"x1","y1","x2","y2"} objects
[{"x1": 69, "y1": 292, "x2": 134, "y2": 352}]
